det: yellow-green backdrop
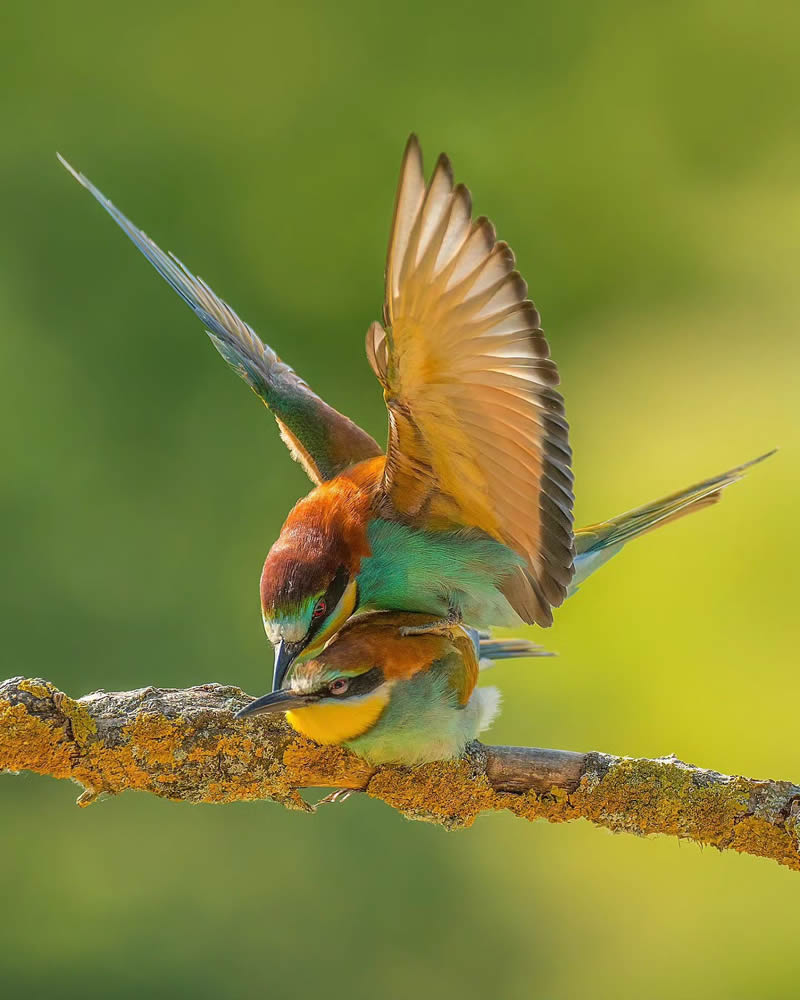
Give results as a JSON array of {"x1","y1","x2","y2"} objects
[{"x1": 2, "y1": 2, "x2": 798, "y2": 998}]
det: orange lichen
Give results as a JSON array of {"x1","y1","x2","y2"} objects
[
  {"x1": 496, "y1": 760, "x2": 800, "y2": 872},
  {"x1": 53, "y1": 691, "x2": 97, "y2": 746},
  {"x1": 0, "y1": 701, "x2": 74, "y2": 779},
  {"x1": 2, "y1": 678, "x2": 799, "y2": 872},
  {"x1": 730, "y1": 815, "x2": 800, "y2": 868},
  {"x1": 283, "y1": 737, "x2": 375, "y2": 790},
  {"x1": 17, "y1": 679, "x2": 56, "y2": 699},
  {"x1": 366, "y1": 758, "x2": 499, "y2": 829}
]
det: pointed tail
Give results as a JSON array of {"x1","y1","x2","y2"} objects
[
  {"x1": 570, "y1": 450, "x2": 776, "y2": 595},
  {"x1": 471, "y1": 632, "x2": 554, "y2": 669}
]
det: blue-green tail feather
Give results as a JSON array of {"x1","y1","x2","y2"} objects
[{"x1": 570, "y1": 450, "x2": 774, "y2": 596}]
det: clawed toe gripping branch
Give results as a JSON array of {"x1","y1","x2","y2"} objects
[{"x1": 2, "y1": 676, "x2": 799, "y2": 872}]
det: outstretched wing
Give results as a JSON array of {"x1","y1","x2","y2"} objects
[
  {"x1": 59, "y1": 156, "x2": 382, "y2": 485},
  {"x1": 367, "y1": 136, "x2": 574, "y2": 627}
]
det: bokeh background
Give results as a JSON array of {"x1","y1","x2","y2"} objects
[{"x1": 2, "y1": 2, "x2": 798, "y2": 997}]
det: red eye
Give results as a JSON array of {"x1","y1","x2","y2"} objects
[
  {"x1": 329, "y1": 677, "x2": 349, "y2": 696},
  {"x1": 312, "y1": 598, "x2": 327, "y2": 621}
]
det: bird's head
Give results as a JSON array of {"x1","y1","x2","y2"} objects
[
  {"x1": 258, "y1": 470, "x2": 375, "y2": 689},
  {"x1": 259, "y1": 483, "x2": 372, "y2": 690},
  {"x1": 235, "y1": 636, "x2": 390, "y2": 745},
  {"x1": 260, "y1": 550, "x2": 360, "y2": 692},
  {"x1": 236, "y1": 611, "x2": 472, "y2": 747}
]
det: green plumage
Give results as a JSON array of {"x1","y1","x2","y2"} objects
[
  {"x1": 359, "y1": 519, "x2": 524, "y2": 625},
  {"x1": 345, "y1": 633, "x2": 542, "y2": 765},
  {"x1": 344, "y1": 656, "x2": 490, "y2": 765}
]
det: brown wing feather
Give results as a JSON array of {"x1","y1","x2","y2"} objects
[{"x1": 370, "y1": 135, "x2": 575, "y2": 626}]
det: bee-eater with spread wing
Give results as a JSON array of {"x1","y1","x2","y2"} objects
[
  {"x1": 236, "y1": 611, "x2": 548, "y2": 766},
  {"x1": 59, "y1": 138, "x2": 772, "y2": 696}
]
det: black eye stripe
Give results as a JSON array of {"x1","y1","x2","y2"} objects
[
  {"x1": 324, "y1": 566, "x2": 350, "y2": 609},
  {"x1": 329, "y1": 666, "x2": 383, "y2": 699},
  {"x1": 306, "y1": 566, "x2": 350, "y2": 642}
]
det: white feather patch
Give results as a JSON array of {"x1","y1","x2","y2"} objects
[{"x1": 473, "y1": 686, "x2": 502, "y2": 733}]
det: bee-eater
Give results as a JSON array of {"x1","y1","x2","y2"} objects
[
  {"x1": 59, "y1": 139, "x2": 772, "y2": 695},
  {"x1": 236, "y1": 611, "x2": 548, "y2": 766}
]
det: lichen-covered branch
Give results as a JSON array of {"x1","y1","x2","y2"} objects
[{"x1": 2, "y1": 676, "x2": 799, "y2": 871}]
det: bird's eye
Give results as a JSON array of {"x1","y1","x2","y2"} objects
[
  {"x1": 329, "y1": 677, "x2": 349, "y2": 696},
  {"x1": 311, "y1": 598, "x2": 327, "y2": 621}
]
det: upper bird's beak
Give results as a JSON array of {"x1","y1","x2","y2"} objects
[
  {"x1": 272, "y1": 638, "x2": 303, "y2": 692},
  {"x1": 235, "y1": 688, "x2": 309, "y2": 720}
]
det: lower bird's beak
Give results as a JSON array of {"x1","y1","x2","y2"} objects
[
  {"x1": 235, "y1": 689, "x2": 309, "y2": 720},
  {"x1": 272, "y1": 638, "x2": 305, "y2": 692}
]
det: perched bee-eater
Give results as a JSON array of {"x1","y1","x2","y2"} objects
[
  {"x1": 59, "y1": 139, "x2": 771, "y2": 696},
  {"x1": 236, "y1": 611, "x2": 548, "y2": 766}
]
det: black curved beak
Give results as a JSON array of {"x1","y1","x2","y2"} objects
[
  {"x1": 272, "y1": 638, "x2": 304, "y2": 692},
  {"x1": 235, "y1": 688, "x2": 309, "y2": 720}
]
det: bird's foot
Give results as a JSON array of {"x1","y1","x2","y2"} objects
[
  {"x1": 399, "y1": 609, "x2": 463, "y2": 637},
  {"x1": 316, "y1": 787, "x2": 360, "y2": 807}
]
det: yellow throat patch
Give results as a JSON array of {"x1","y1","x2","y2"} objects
[{"x1": 286, "y1": 690, "x2": 389, "y2": 745}]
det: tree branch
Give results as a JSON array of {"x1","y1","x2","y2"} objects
[{"x1": 2, "y1": 676, "x2": 798, "y2": 871}]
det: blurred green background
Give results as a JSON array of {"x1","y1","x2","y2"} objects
[{"x1": 2, "y1": 1, "x2": 798, "y2": 997}]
